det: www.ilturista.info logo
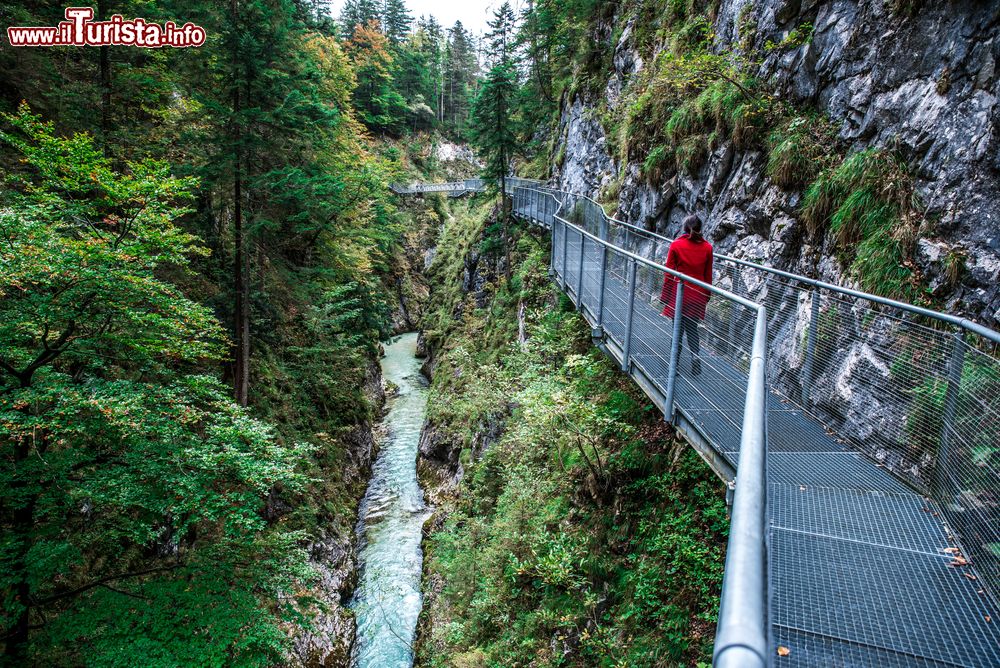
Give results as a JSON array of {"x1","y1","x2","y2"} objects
[{"x1": 7, "y1": 7, "x2": 205, "y2": 47}]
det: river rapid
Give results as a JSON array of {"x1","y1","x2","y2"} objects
[{"x1": 350, "y1": 333, "x2": 431, "y2": 668}]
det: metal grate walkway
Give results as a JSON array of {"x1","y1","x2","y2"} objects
[{"x1": 396, "y1": 179, "x2": 1000, "y2": 667}]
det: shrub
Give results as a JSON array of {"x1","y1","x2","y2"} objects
[
  {"x1": 801, "y1": 148, "x2": 923, "y2": 300},
  {"x1": 766, "y1": 114, "x2": 836, "y2": 188}
]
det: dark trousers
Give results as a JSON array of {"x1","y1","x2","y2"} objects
[{"x1": 679, "y1": 316, "x2": 701, "y2": 358}]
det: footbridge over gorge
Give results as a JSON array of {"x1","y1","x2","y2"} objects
[{"x1": 394, "y1": 178, "x2": 1000, "y2": 667}]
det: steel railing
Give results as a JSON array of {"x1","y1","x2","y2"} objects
[
  {"x1": 389, "y1": 180, "x2": 488, "y2": 195},
  {"x1": 511, "y1": 184, "x2": 771, "y2": 667},
  {"x1": 394, "y1": 178, "x2": 1000, "y2": 664},
  {"x1": 508, "y1": 183, "x2": 1000, "y2": 604}
]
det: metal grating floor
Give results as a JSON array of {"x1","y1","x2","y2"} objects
[
  {"x1": 517, "y1": 200, "x2": 1000, "y2": 665},
  {"x1": 771, "y1": 527, "x2": 999, "y2": 667}
]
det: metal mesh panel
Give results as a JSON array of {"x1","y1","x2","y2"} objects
[{"x1": 506, "y1": 184, "x2": 1000, "y2": 666}]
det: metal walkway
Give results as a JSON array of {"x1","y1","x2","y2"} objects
[{"x1": 396, "y1": 179, "x2": 1000, "y2": 667}]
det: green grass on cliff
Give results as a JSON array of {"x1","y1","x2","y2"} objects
[
  {"x1": 416, "y1": 202, "x2": 727, "y2": 667},
  {"x1": 803, "y1": 148, "x2": 924, "y2": 301},
  {"x1": 582, "y1": 0, "x2": 929, "y2": 303}
]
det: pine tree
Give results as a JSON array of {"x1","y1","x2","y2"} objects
[
  {"x1": 443, "y1": 21, "x2": 478, "y2": 138},
  {"x1": 381, "y1": 0, "x2": 412, "y2": 46},
  {"x1": 339, "y1": 0, "x2": 379, "y2": 37},
  {"x1": 472, "y1": 3, "x2": 520, "y2": 279},
  {"x1": 515, "y1": 0, "x2": 558, "y2": 152},
  {"x1": 416, "y1": 15, "x2": 446, "y2": 122},
  {"x1": 485, "y1": 1, "x2": 517, "y2": 65}
]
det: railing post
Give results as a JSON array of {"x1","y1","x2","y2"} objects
[
  {"x1": 663, "y1": 281, "x2": 685, "y2": 422},
  {"x1": 728, "y1": 264, "x2": 741, "y2": 361},
  {"x1": 576, "y1": 233, "x2": 585, "y2": 310},
  {"x1": 713, "y1": 306, "x2": 769, "y2": 668},
  {"x1": 801, "y1": 287, "x2": 820, "y2": 404},
  {"x1": 561, "y1": 219, "x2": 570, "y2": 290},
  {"x1": 936, "y1": 330, "x2": 966, "y2": 495},
  {"x1": 549, "y1": 217, "x2": 558, "y2": 277},
  {"x1": 621, "y1": 258, "x2": 637, "y2": 371},
  {"x1": 663, "y1": 281, "x2": 684, "y2": 422},
  {"x1": 595, "y1": 243, "x2": 608, "y2": 333}
]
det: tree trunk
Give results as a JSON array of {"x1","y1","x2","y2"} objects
[
  {"x1": 98, "y1": 0, "x2": 111, "y2": 147},
  {"x1": 4, "y1": 375, "x2": 39, "y2": 662},
  {"x1": 231, "y1": 0, "x2": 249, "y2": 407},
  {"x1": 233, "y1": 155, "x2": 248, "y2": 407}
]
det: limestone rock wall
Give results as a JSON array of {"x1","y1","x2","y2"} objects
[{"x1": 558, "y1": 0, "x2": 1000, "y2": 324}]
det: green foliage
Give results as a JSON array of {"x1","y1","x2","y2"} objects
[
  {"x1": 0, "y1": 108, "x2": 311, "y2": 664},
  {"x1": 764, "y1": 22, "x2": 814, "y2": 51},
  {"x1": 417, "y1": 202, "x2": 726, "y2": 667},
  {"x1": 737, "y1": 3, "x2": 758, "y2": 50},
  {"x1": 802, "y1": 148, "x2": 922, "y2": 300},
  {"x1": 888, "y1": 0, "x2": 926, "y2": 17},
  {"x1": 642, "y1": 145, "x2": 673, "y2": 181},
  {"x1": 766, "y1": 114, "x2": 836, "y2": 188},
  {"x1": 627, "y1": 48, "x2": 771, "y2": 176}
]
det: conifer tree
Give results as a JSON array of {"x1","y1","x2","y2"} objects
[
  {"x1": 417, "y1": 15, "x2": 446, "y2": 122},
  {"x1": 382, "y1": 0, "x2": 412, "y2": 46},
  {"x1": 472, "y1": 2, "x2": 520, "y2": 278},
  {"x1": 347, "y1": 19, "x2": 408, "y2": 133},
  {"x1": 339, "y1": 0, "x2": 380, "y2": 37},
  {"x1": 444, "y1": 21, "x2": 478, "y2": 138}
]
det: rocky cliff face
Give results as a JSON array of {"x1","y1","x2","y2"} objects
[
  {"x1": 557, "y1": 0, "x2": 1000, "y2": 324},
  {"x1": 552, "y1": 0, "x2": 999, "y2": 485},
  {"x1": 287, "y1": 360, "x2": 385, "y2": 666}
]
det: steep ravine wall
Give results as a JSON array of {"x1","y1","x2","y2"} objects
[
  {"x1": 558, "y1": 0, "x2": 1000, "y2": 324},
  {"x1": 288, "y1": 358, "x2": 383, "y2": 667},
  {"x1": 287, "y1": 146, "x2": 470, "y2": 664}
]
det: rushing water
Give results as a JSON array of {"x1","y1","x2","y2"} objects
[{"x1": 351, "y1": 333, "x2": 431, "y2": 668}]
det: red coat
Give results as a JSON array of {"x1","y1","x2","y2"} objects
[{"x1": 660, "y1": 234, "x2": 713, "y2": 320}]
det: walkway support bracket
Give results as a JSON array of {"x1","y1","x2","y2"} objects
[
  {"x1": 728, "y1": 264, "x2": 741, "y2": 361},
  {"x1": 561, "y1": 218, "x2": 569, "y2": 291},
  {"x1": 936, "y1": 330, "x2": 966, "y2": 496},
  {"x1": 801, "y1": 287, "x2": 820, "y2": 404},
  {"x1": 595, "y1": 244, "x2": 608, "y2": 332}
]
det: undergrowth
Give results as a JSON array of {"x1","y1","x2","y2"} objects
[{"x1": 417, "y1": 202, "x2": 727, "y2": 667}]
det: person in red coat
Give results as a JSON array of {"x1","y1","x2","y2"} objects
[{"x1": 660, "y1": 214, "x2": 713, "y2": 376}]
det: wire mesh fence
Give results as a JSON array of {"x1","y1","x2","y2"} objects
[
  {"x1": 513, "y1": 183, "x2": 1000, "y2": 603},
  {"x1": 506, "y1": 181, "x2": 1000, "y2": 665}
]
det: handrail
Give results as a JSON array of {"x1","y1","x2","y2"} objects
[
  {"x1": 713, "y1": 307, "x2": 769, "y2": 668},
  {"x1": 547, "y1": 191, "x2": 770, "y2": 665},
  {"x1": 544, "y1": 191, "x2": 760, "y2": 310},
  {"x1": 520, "y1": 184, "x2": 1000, "y2": 345}
]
